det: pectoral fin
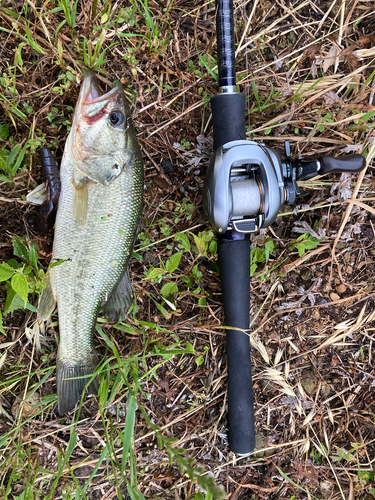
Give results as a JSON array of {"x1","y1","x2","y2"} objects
[
  {"x1": 102, "y1": 269, "x2": 133, "y2": 323},
  {"x1": 26, "y1": 183, "x2": 48, "y2": 205},
  {"x1": 72, "y1": 179, "x2": 88, "y2": 225},
  {"x1": 37, "y1": 275, "x2": 57, "y2": 321}
]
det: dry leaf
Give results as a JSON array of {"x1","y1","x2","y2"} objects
[
  {"x1": 323, "y1": 90, "x2": 341, "y2": 104},
  {"x1": 323, "y1": 45, "x2": 340, "y2": 73},
  {"x1": 290, "y1": 460, "x2": 319, "y2": 486},
  {"x1": 357, "y1": 33, "x2": 375, "y2": 46},
  {"x1": 300, "y1": 43, "x2": 322, "y2": 65},
  {"x1": 311, "y1": 59, "x2": 318, "y2": 78},
  {"x1": 354, "y1": 46, "x2": 375, "y2": 59},
  {"x1": 340, "y1": 144, "x2": 363, "y2": 153},
  {"x1": 274, "y1": 55, "x2": 283, "y2": 71},
  {"x1": 341, "y1": 46, "x2": 360, "y2": 70}
]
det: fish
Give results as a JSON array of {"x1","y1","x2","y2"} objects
[{"x1": 37, "y1": 71, "x2": 144, "y2": 414}]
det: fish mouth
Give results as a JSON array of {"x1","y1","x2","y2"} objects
[
  {"x1": 70, "y1": 71, "x2": 127, "y2": 163},
  {"x1": 76, "y1": 71, "x2": 125, "y2": 124},
  {"x1": 81, "y1": 70, "x2": 102, "y2": 103},
  {"x1": 80, "y1": 71, "x2": 123, "y2": 107}
]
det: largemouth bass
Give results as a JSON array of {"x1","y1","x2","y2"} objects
[{"x1": 38, "y1": 71, "x2": 143, "y2": 414}]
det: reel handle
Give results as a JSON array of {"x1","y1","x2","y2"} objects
[
  {"x1": 319, "y1": 154, "x2": 366, "y2": 175},
  {"x1": 296, "y1": 153, "x2": 366, "y2": 181}
]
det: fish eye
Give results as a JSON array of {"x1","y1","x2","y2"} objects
[{"x1": 109, "y1": 110, "x2": 124, "y2": 126}]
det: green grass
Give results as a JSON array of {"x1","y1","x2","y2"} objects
[{"x1": 0, "y1": 320, "x2": 225, "y2": 499}]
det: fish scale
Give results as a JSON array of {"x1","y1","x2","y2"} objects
[{"x1": 38, "y1": 72, "x2": 143, "y2": 414}]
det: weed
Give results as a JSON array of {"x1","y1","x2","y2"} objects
[
  {"x1": 85, "y1": 324, "x2": 226, "y2": 499},
  {"x1": 251, "y1": 238, "x2": 276, "y2": 277},
  {"x1": 0, "y1": 91, "x2": 27, "y2": 124},
  {"x1": 80, "y1": 32, "x2": 115, "y2": 71},
  {"x1": 249, "y1": 79, "x2": 282, "y2": 115},
  {"x1": 57, "y1": 0, "x2": 79, "y2": 31},
  {"x1": 188, "y1": 54, "x2": 218, "y2": 82},
  {"x1": 192, "y1": 493, "x2": 213, "y2": 500},
  {"x1": 358, "y1": 470, "x2": 375, "y2": 485},
  {"x1": 0, "y1": 132, "x2": 45, "y2": 182},
  {"x1": 289, "y1": 233, "x2": 323, "y2": 257},
  {"x1": 46, "y1": 104, "x2": 73, "y2": 131},
  {"x1": 310, "y1": 447, "x2": 322, "y2": 464},
  {"x1": 142, "y1": 229, "x2": 216, "y2": 316},
  {"x1": 52, "y1": 72, "x2": 76, "y2": 96},
  {"x1": 275, "y1": 466, "x2": 319, "y2": 500},
  {"x1": 0, "y1": 124, "x2": 9, "y2": 141},
  {"x1": 180, "y1": 138, "x2": 191, "y2": 150},
  {"x1": 129, "y1": 0, "x2": 172, "y2": 55},
  {"x1": 198, "y1": 86, "x2": 210, "y2": 105},
  {"x1": 250, "y1": 233, "x2": 323, "y2": 278},
  {"x1": 116, "y1": 6, "x2": 138, "y2": 27},
  {"x1": 307, "y1": 112, "x2": 335, "y2": 139},
  {"x1": 0, "y1": 236, "x2": 45, "y2": 328},
  {"x1": 332, "y1": 446, "x2": 357, "y2": 463}
]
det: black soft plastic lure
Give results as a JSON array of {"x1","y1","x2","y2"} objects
[{"x1": 37, "y1": 147, "x2": 61, "y2": 233}]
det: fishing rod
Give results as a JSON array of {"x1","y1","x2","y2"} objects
[{"x1": 203, "y1": 0, "x2": 366, "y2": 456}]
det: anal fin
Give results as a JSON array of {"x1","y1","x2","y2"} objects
[
  {"x1": 37, "y1": 275, "x2": 56, "y2": 321},
  {"x1": 102, "y1": 269, "x2": 133, "y2": 323}
]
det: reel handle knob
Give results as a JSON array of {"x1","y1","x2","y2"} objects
[{"x1": 319, "y1": 154, "x2": 366, "y2": 175}]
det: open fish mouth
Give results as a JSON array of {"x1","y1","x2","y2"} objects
[{"x1": 76, "y1": 71, "x2": 125, "y2": 123}]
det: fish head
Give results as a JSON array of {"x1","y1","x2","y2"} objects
[{"x1": 70, "y1": 71, "x2": 135, "y2": 185}]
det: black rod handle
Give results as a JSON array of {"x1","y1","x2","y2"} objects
[
  {"x1": 211, "y1": 93, "x2": 246, "y2": 150},
  {"x1": 218, "y1": 237, "x2": 255, "y2": 455}
]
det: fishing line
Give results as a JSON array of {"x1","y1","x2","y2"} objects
[
  {"x1": 131, "y1": 97, "x2": 138, "y2": 121},
  {"x1": 0, "y1": 0, "x2": 28, "y2": 59},
  {"x1": 244, "y1": 1, "x2": 251, "y2": 135}
]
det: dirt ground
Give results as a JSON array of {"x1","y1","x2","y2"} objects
[{"x1": 1, "y1": 0, "x2": 375, "y2": 499}]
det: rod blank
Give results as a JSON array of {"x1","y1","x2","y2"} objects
[{"x1": 216, "y1": 0, "x2": 236, "y2": 89}]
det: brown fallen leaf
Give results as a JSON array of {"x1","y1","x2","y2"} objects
[
  {"x1": 340, "y1": 32, "x2": 375, "y2": 70},
  {"x1": 299, "y1": 43, "x2": 322, "y2": 66},
  {"x1": 323, "y1": 45, "x2": 340, "y2": 73},
  {"x1": 289, "y1": 460, "x2": 320, "y2": 486}
]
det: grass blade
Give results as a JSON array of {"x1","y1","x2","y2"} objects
[{"x1": 121, "y1": 395, "x2": 136, "y2": 473}]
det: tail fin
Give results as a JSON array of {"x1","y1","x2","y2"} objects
[{"x1": 56, "y1": 356, "x2": 99, "y2": 415}]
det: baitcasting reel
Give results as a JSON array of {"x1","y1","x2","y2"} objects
[{"x1": 203, "y1": 140, "x2": 366, "y2": 234}]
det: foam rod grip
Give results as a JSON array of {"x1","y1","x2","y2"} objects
[
  {"x1": 218, "y1": 238, "x2": 255, "y2": 455},
  {"x1": 211, "y1": 93, "x2": 246, "y2": 151}
]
